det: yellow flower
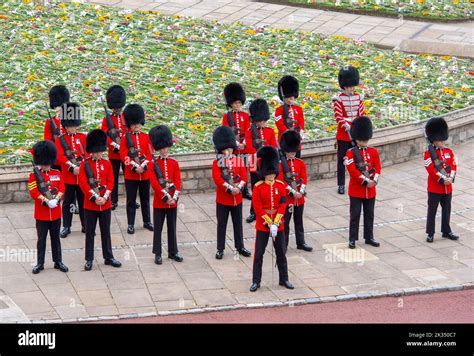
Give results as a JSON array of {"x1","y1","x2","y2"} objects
[
  {"x1": 151, "y1": 95, "x2": 160, "y2": 101},
  {"x1": 162, "y1": 89, "x2": 170, "y2": 96},
  {"x1": 83, "y1": 79, "x2": 93, "y2": 87},
  {"x1": 245, "y1": 29, "x2": 257, "y2": 35},
  {"x1": 176, "y1": 38, "x2": 187, "y2": 45},
  {"x1": 26, "y1": 74, "x2": 38, "y2": 81},
  {"x1": 205, "y1": 68, "x2": 213, "y2": 75},
  {"x1": 191, "y1": 111, "x2": 202, "y2": 118},
  {"x1": 421, "y1": 105, "x2": 430, "y2": 111},
  {"x1": 5, "y1": 102, "x2": 14, "y2": 108},
  {"x1": 333, "y1": 35, "x2": 349, "y2": 41},
  {"x1": 124, "y1": 14, "x2": 133, "y2": 21},
  {"x1": 440, "y1": 55, "x2": 452, "y2": 61},
  {"x1": 460, "y1": 86, "x2": 469, "y2": 92},
  {"x1": 84, "y1": 29, "x2": 92, "y2": 35},
  {"x1": 364, "y1": 100, "x2": 372, "y2": 108},
  {"x1": 154, "y1": 31, "x2": 161, "y2": 36},
  {"x1": 443, "y1": 87, "x2": 456, "y2": 95},
  {"x1": 260, "y1": 51, "x2": 269, "y2": 57},
  {"x1": 108, "y1": 49, "x2": 117, "y2": 55},
  {"x1": 325, "y1": 124, "x2": 337, "y2": 133},
  {"x1": 98, "y1": 15, "x2": 106, "y2": 22},
  {"x1": 0, "y1": 14, "x2": 10, "y2": 20},
  {"x1": 4, "y1": 91, "x2": 13, "y2": 98},
  {"x1": 58, "y1": 3, "x2": 67, "y2": 8}
]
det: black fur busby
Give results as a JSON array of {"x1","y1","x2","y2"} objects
[
  {"x1": 49, "y1": 85, "x2": 70, "y2": 109},
  {"x1": 212, "y1": 125, "x2": 237, "y2": 153},
  {"x1": 60, "y1": 102, "x2": 81, "y2": 127},
  {"x1": 350, "y1": 116, "x2": 373, "y2": 141},
  {"x1": 86, "y1": 129, "x2": 107, "y2": 153},
  {"x1": 224, "y1": 83, "x2": 246, "y2": 107},
  {"x1": 123, "y1": 104, "x2": 145, "y2": 127},
  {"x1": 249, "y1": 99, "x2": 270, "y2": 123},
  {"x1": 278, "y1": 75, "x2": 299, "y2": 101},
  {"x1": 149, "y1": 125, "x2": 174, "y2": 150},
  {"x1": 32, "y1": 140, "x2": 57, "y2": 166},
  {"x1": 106, "y1": 85, "x2": 126, "y2": 109},
  {"x1": 338, "y1": 65, "x2": 360, "y2": 89},
  {"x1": 257, "y1": 146, "x2": 280, "y2": 179},
  {"x1": 280, "y1": 130, "x2": 301, "y2": 153},
  {"x1": 425, "y1": 117, "x2": 449, "y2": 142}
]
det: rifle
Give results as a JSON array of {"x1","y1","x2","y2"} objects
[
  {"x1": 32, "y1": 161, "x2": 58, "y2": 200},
  {"x1": 150, "y1": 144, "x2": 176, "y2": 201},
  {"x1": 251, "y1": 122, "x2": 266, "y2": 150},
  {"x1": 59, "y1": 134, "x2": 82, "y2": 167},
  {"x1": 347, "y1": 130, "x2": 375, "y2": 180},
  {"x1": 279, "y1": 150, "x2": 304, "y2": 198},
  {"x1": 426, "y1": 141, "x2": 451, "y2": 178},
  {"x1": 101, "y1": 98, "x2": 121, "y2": 151},
  {"x1": 217, "y1": 154, "x2": 241, "y2": 193},
  {"x1": 46, "y1": 106, "x2": 60, "y2": 141},
  {"x1": 78, "y1": 144, "x2": 104, "y2": 195},
  {"x1": 226, "y1": 111, "x2": 244, "y2": 142},
  {"x1": 282, "y1": 103, "x2": 300, "y2": 132},
  {"x1": 125, "y1": 131, "x2": 146, "y2": 171}
]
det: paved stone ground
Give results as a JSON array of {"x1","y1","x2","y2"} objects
[
  {"x1": 0, "y1": 140, "x2": 472, "y2": 322},
  {"x1": 82, "y1": 0, "x2": 473, "y2": 49}
]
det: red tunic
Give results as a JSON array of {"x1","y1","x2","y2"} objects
[
  {"x1": 221, "y1": 111, "x2": 251, "y2": 155},
  {"x1": 252, "y1": 179, "x2": 287, "y2": 232},
  {"x1": 276, "y1": 157, "x2": 307, "y2": 206},
  {"x1": 28, "y1": 169, "x2": 64, "y2": 221},
  {"x1": 55, "y1": 133, "x2": 87, "y2": 185},
  {"x1": 424, "y1": 147, "x2": 457, "y2": 195},
  {"x1": 43, "y1": 116, "x2": 65, "y2": 142},
  {"x1": 119, "y1": 132, "x2": 152, "y2": 181},
  {"x1": 274, "y1": 104, "x2": 305, "y2": 144},
  {"x1": 149, "y1": 157, "x2": 182, "y2": 209},
  {"x1": 212, "y1": 156, "x2": 247, "y2": 207},
  {"x1": 344, "y1": 146, "x2": 381, "y2": 199},
  {"x1": 333, "y1": 92, "x2": 365, "y2": 142},
  {"x1": 100, "y1": 113, "x2": 128, "y2": 161},
  {"x1": 243, "y1": 126, "x2": 278, "y2": 173},
  {"x1": 78, "y1": 157, "x2": 114, "y2": 212}
]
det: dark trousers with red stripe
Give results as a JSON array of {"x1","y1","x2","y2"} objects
[
  {"x1": 62, "y1": 184, "x2": 85, "y2": 229},
  {"x1": 36, "y1": 219, "x2": 62, "y2": 265},
  {"x1": 153, "y1": 207, "x2": 178, "y2": 256},
  {"x1": 249, "y1": 172, "x2": 259, "y2": 216},
  {"x1": 252, "y1": 230, "x2": 288, "y2": 284},
  {"x1": 125, "y1": 179, "x2": 151, "y2": 226},
  {"x1": 216, "y1": 203, "x2": 244, "y2": 252},
  {"x1": 84, "y1": 209, "x2": 114, "y2": 262},
  {"x1": 110, "y1": 159, "x2": 124, "y2": 205},
  {"x1": 337, "y1": 140, "x2": 353, "y2": 186},
  {"x1": 426, "y1": 192, "x2": 452, "y2": 235},
  {"x1": 349, "y1": 197, "x2": 375, "y2": 242},
  {"x1": 284, "y1": 204, "x2": 305, "y2": 248}
]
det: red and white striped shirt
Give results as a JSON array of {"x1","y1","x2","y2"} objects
[{"x1": 333, "y1": 92, "x2": 365, "y2": 142}]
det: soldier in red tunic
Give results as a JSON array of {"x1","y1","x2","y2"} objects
[
  {"x1": 119, "y1": 104, "x2": 154, "y2": 234},
  {"x1": 333, "y1": 66, "x2": 365, "y2": 195},
  {"x1": 44, "y1": 85, "x2": 69, "y2": 143},
  {"x1": 222, "y1": 82, "x2": 252, "y2": 200},
  {"x1": 274, "y1": 75, "x2": 305, "y2": 157},
  {"x1": 100, "y1": 85, "x2": 128, "y2": 210},
  {"x1": 79, "y1": 129, "x2": 121, "y2": 271},
  {"x1": 212, "y1": 125, "x2": 252, "y2": 260},
  {"x1": 250, "y1": 146, "x2": 294, "y2": 292},
  {"x1": 149, "y1": 125, "x2": 183, "y2": 265},
  {"x1": 55, "y1": 102, "x2": 87, "y2": 238},
  {"x1": 344, "y1": 116, "x2": 381, "y2": 249},
  {"x1": 277, "y1": 130, "x2": 312, "y2": 252},
  {"x1": 28, "y1": 141, "x2": 68, "y2": 274},
  {"x1": 244, "y1": 99, "x2": 278, "y2": 223},
  {"x1": 424, "y1": 117, "x2": 459, "y2": 243}
]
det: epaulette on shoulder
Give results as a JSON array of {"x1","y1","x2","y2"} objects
[
  {"x1": 332, "y1": 95, "x2": 341, "y2": 102},
  {"x1": 275, "y1": 179, "x2": 285, "y2": 185},
  {"x1": 255, "y1": 180, "x2": 264, "y2": 186}
]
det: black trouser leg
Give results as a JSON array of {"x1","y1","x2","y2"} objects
[
  {"x1": 36, "y1": 220, "x2": 49, "y2": 265},
  {"x1": 249, "y1": 172, "x2": 259, "y2": 215},
  {"x1": 337, "y1": 140, "x2": 352, "y2": 186},
  {"x1": 152, "y1": 208, "x2": 166, "y2": 256},
  {"x1": 216, "y1": 203, "x2": 230, "y2": 251},
  {"x1": 349, "y1": 197, "x2": 363, "y2": 242},
  {"x1": 293, "y1": 204, "x2": 306, "y2": 246},
  {"x1": 283, "y1": 206, "x2": 292, "y2": 248},
  {"x1": 84, "y1": 209, "x2": 98, "y2": 261},
  {"x1": 138, "y1": 180, "x2": 151, "y2": 224},
  {"x1": 252, "y1": 230, "x2": 270, "y2": 284},
  {"x1": 75, "y1": 185, "x2": 85, "y2": 228},
  {"x1": 49, "y1": 219, "x2": 62, "y2": 263},
  {"x1": 426, "y1": 192, "x2": 441, "y2": 235},
  {"x1": 166, "y1": 208, "x2": 178, "y2": 255},
  {"x1": 62, "y1": 184, "x2": 76, "y2": 228},
  {"x1": 273, "y1": 230, "x2": 289, "y2": 283},
  {"x1": 362, "y1": 198, "x2": 375, "y2": 241},
  {"x1": 98, "y1": 209, "x2": 113, "y2": 260},
  {"x1": 440, "y1": 193, "x2": 452, "y2": 234},
  {"x1": 110, "y1": 159, "x2": 121, "y2": 205},
  {"x1": 230, "y1": 204, "x2": 244, "y2": 250},
  {"x1": 125, "y1": 180, "x2": 139, "y2": 226}
]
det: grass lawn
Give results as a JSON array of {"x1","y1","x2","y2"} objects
[{"x1": 0, "y1": 0, "x2": 472, "y2": 163}]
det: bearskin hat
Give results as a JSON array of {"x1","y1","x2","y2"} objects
[
  {"x1": 257, "y1": 146, "x2": 280, "y2": 179},
  {"x1": 224, "y1": 82, "x2": 246, "y2": 107},
  {"x1": 60, "y1": 102, "x2": 81, "y2": 127},
  {"x1": 212, "y1": 125, "x2": 237, "y2": 153},
  {"x1": 49, "y1": 85, "x2": 70, "y2": 109},
  {"x1": 106, "y1": 85, "x2": 126, "y2": 109},
  {"x1": 32, "y1": 140, "x2": 57, "y2": 166},
  {"x1": 280, "y1": 130, "x2": 301, "y2": 153},
  {"x1": 278, "y1": 75, "x2": 299, "y2": 101},
  {"x1": 338, "y1": 65, "x2": 360, "y2": 89},
  {"x1": 249, "y1": 99, "x2": 270, "y2": 123},
  {"x1": 350, "y1": 116, "x2": 373, "y2": 141},
  {"x1": 149, "y1": 125, "x2": 174, "y2": 150},
  {"x1": 86, "y1": 129, "x2": 107, "y2": 153},
  {"x1": 425, "y1": 117, "x2": 449, "y2": 142},
  {"x1": 123, "y1": 104, "x2": 145, "y2": 127}
]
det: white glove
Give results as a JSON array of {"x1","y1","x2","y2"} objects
[
  {"x1": 343, "y1": 122, "x2": 351, "y2": 131},
  {"x1": 270, "y1": 224, "x2": 278, "y2": 238},
  {"x1": 47, "y1": 199, "x2": 58, "y2": 209}
]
